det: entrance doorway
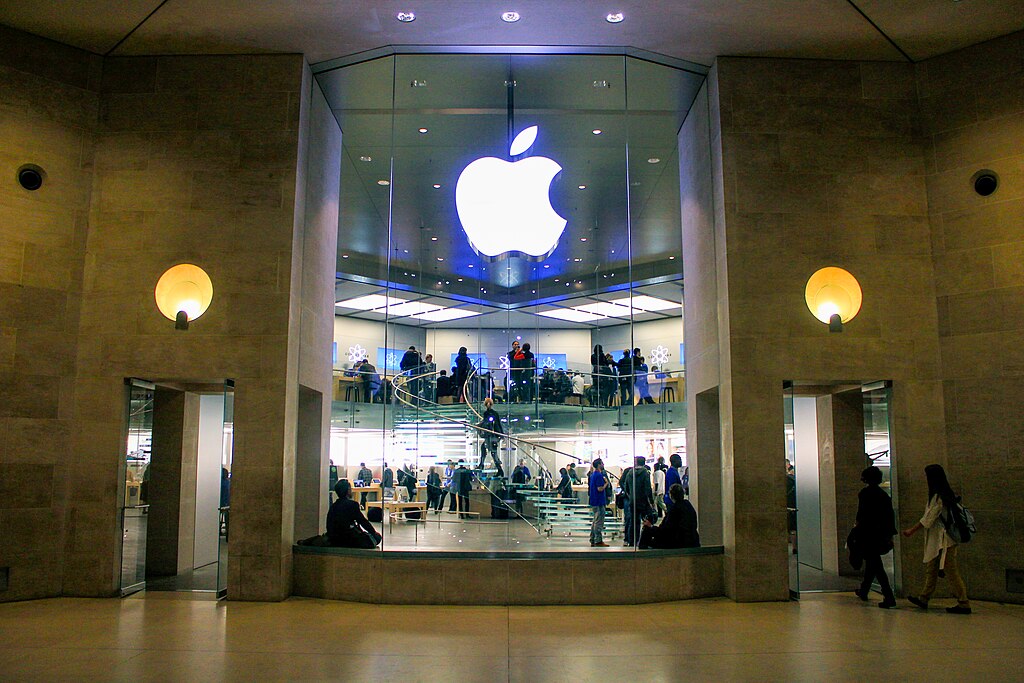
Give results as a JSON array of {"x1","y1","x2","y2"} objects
[
  {"x1": 784, "y1": 381, "x2": 898, "y2": 598},
  {"x1": 118, "y1": 379, "x2": 234, "y2": 598}
]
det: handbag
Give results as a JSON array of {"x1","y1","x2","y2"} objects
[{"x1": 846, "y1": 527, "x2": 863, "y2": 570}]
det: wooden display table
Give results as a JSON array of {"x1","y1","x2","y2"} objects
[{"x1": 366, "y1": 500, "x2": 428, "y2": 527}]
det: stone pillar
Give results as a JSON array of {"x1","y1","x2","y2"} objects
[{"x1": 145, "y1": 388, "x2": 199, "y2": 576}]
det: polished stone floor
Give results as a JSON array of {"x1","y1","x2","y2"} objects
[{"x1": 1, "y1": 592, "x2": 1022, "y2": 681}]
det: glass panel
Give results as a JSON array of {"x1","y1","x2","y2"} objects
[
  {"x1": 325, "y1": 52, "x2": 695, "y2": 554},
  {"x1": 783, "y1": 383, "x2": 798, "y2": 596},
  {"x1": 864, "y1": 382, "x2": 898, "y2": 595},
  {"x1": 216, "y1": 381, "x2": 234, "y2": 598},
  {"x1": 120, "y1": 379, "x2": 153, "y2": 595}
]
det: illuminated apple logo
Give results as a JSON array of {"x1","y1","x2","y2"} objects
[{"x1": 455, "y1": 126, "x2": 567, "y2": 260}]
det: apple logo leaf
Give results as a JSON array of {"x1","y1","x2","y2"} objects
[{"x1": 509, "y1": 125, "x2": 538, "y2": 157}]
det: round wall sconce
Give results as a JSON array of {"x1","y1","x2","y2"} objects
[
  {"x1": 805, "y1": 266, "x2": 862, "y2": 333},
  {"x1": 155, "y1": 264, "x2": 213, "y2": 330}
]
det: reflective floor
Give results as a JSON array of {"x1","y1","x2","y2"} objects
[{"x1": 1, "y1": 593, "x2": 1021, "y2": 681}]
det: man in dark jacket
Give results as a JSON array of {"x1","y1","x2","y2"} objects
[
  {"x1": 620, "y1": 456, "x2": 655, "y2": 547},
  {"x1": 435, "y1": 370, "x2": 452, "y2": 399},
  {"x1": 326, "y1": 480, "x2": 381, "y2": 548},
  {"x1": 451, "y1": 460, "x2": 472, "y2": 518},
  {"x1": 399, "y1": 346, "x2": 422, "y2": 401},
  {"x1": 616, "y1": 350, "x2": 634, "y2": 406},
  {"x1": 639, "y1": 483, "x2": 699, "y2": 549},
  {"x1": 855, "y1": 465, "x2": 897, "y2": 608}
]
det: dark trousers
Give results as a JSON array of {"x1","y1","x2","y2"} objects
[
  {"x1": 861, "y1": 552, "x2": 894, "y2": 600},
  {"x1": 619, "y1": 380, "x2": 633, "y2": 405},
  {"x1": 456, "y1": 493, "x2": 470, "y2": 516},
  {"x1": 426, "y1": 487, "x2": 441, "y2": 510},
  {"x1": 479, "y1": 439, "x2": 504, "y2": 476},
  {"x1": 439, "y1": 489, "x2": 450, "y2": 510},
  {"x1": 359, "y1": 492, "x2": 368, "y2": 507}
]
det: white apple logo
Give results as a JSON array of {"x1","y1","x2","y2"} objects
[{"x1": 455, "y1": 126, "x2": 567, "y2": 260}]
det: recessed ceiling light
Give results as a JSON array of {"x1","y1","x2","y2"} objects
[
  {"x1": 418, "y1": 127, "x2": 428, "y2": 134},
  {"x1": 573, "y1": 258, "x2": 582, "y2": 262},
  {"x1": 538, "y1": 309, "x2": 605, "y2": 323},
  {"x1": 501, "y1": 11, "x2": 520, "y2": 22},
  {"x1": 413, "y1": 308, "x2": 481, "y2": 322},
  {"x1": 647, "y1": 157, "x2": 661, "y2": 164},
  {"x1": 457, "y1": 278, "x2": 463, "y2": 282},
  {"x1": 430, "y1": 236, "x2": 438, "y2": 241},
  {"x1": 609, "y1": 295, "x2": 679, "y2": 311},
  {"x1": 396, "y1": 11, "x2": 416, "y2": 22},
  {"x1": 578, "y1": 184, "x2": 587, "y2": 189},
  {"x1": 377, "y1": 179, "x2": 390, "y2": 186},
  {"x1": 580, "y1": 237, "x2": 587, "y2": 242},
  {"x1": 387, "y1": 301, "x2": 441, "y2": 317},
  {"x1": 335, "y1": 294, "x2": 405, "y2": 311},
  {"x1": 468, "y1": 264, "x2": 474, "y2": 268},
  {"x1": 359, "y1": 156, "x2": 372, "y2": 162},
  {"x1": 432, "y1": 183, "x2": 441, "y2": 189},
  {"x1": 592, "y1": 129, "x2": 602, "y2": 135},
  {"x1": 606, "y1": 12, "x2": 624, "y2": 23},
  {"x1": 410, "y1": 79, "x2": 427, "y2": 87},
  {"x1": 436, "y1": 257, "x2": 444, "y2": 261},
  {"x1": 342, "y1": 254, "x2": 349, "y2": 259},
  {"x1": 543, "y1": 265, "x2": 550, "y2": 269},
  {"x1": 592, "y1": 80, "x2": 610, "y2": 88},
  {"x1": 669, "y1": 255, "x2": 676, "y2": 260}
]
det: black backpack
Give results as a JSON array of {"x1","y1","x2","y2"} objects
[{"x1": 943, "y1": 496, "x2": 976, "y2": 544}]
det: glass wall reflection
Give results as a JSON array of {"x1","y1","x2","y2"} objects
[{"x1": 321, "y1": 51, "x2": 701, "y2": 553}]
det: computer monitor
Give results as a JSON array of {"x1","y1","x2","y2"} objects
[
  {"x1": 371, "y1": 477, "x2": 381, "y2": 485},
  {"x1": 353, "y1": 479, "x2": 364, "y2": 487}
]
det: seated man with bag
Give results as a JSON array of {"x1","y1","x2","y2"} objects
[{"x1": 327, "y1": 480, "x2": 382, "y2": 549}]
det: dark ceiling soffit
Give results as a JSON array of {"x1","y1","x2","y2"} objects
[{"x1": 312, "y1": 44, "x2": 710, "y2": 77}]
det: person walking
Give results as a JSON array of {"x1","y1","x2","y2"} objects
[
  {"x1": 454, "y1": 347, "x2": 472, "y2": 402},
  {"x1": 426, "y1": 466, "x2": 442, "y2": 511},
  {"x1": 589, "y1": 458, "x2": 610, "y2": 547},
  {"x1": 652, "y1": 461, "x2": 667, "y2": 520},
  {"x1": 620, "y1": 456, "x2": 655, "y2": 547},
  {"x1": 439, "y1": 459, "x2": 455, "y2": 513},
  {"x1": 476, "y1": 397, "x2": 505, "y2": 477},
  {"x1": 356, "y1": 462, "x2": 373, "y2": 507},
  {"x1": 616, "y1": 350, "x2": 634, "y2": 406},
  {"x1": 453, "y1": 460, "x2": 472, "y2": 518},
  {"x1": 854, "y1": 466, "x2": 897, "y2": 608},
  {"x1": 903, "y1": 464, "x2": 972, "y2": 614}
]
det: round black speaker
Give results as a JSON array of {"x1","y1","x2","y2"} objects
[
  {"x1": 972, "y1": 170, "x2": 998, "y2": 197},
  {"x1": 17, "y1": 166, "x2": 43, "y2": 191}
]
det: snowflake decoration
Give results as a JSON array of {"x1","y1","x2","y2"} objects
[
  {"x1": 347, "y1": 344, "x2": 368, "y2": 363},
  {"x1": 385, "y1": 352, "x2": 398, "y2": 369},
  {"x1": 499, "y1": 355, "x2": 510, "y2": 370},
  {"x1": 649, "y1": 344, "x2": 670, "y2": 366},
  {"x1": 542, "y1": 356, "x2": 557, "y2": 369}
]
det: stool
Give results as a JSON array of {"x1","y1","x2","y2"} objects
[
  {"x1": 344, "y1": 385, "x2": 358, "y2": 401},
  {"x1": 660, "y1": 387, "x2": 676, "y2": 403}
]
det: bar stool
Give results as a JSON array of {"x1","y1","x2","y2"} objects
[
  {"x1": 660, "y1": 386, "x2": 676, "y2": 403},
  {"x1": 344, "y1": 384, "x2": 359, "y2": 401}
]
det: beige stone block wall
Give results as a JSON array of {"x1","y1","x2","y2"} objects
[
  {"x1": 697, "y1": 56, "x2": 946, "y2": 600},
  {"x1": 0, "y1": 27, "x2": 100, "y2": 602},
  {"x1": 59, "y1": 51, "x2": 328, "y2": 601},
  {"x1": 919, "y1": 30, "x2": 1024, "y2": 603}
]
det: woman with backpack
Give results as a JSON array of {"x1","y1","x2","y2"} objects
[{"x1": 902, "y1": 464, "x2": 971, "y2": 614}]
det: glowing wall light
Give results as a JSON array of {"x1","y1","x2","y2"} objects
[
  {"x1": 804, "y1": 266, "x2": 862, "y2": 333},
  {"x1": 155, "y1": 264, "x2": 213, "y2": 330}
]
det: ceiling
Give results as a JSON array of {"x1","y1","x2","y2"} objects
[{"x1": 2, "y1": 1, "x2": 1023, "y2": 64}]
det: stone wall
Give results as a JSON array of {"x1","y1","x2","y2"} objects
[
  {"x1": 699, "y1": 56, "x2": 945, "y2": 600},
  {"x1": 0, "y1": 27, "x2": 99, "y2": 601},
  {"x1": 919, "y1": 31, "x2": 1024, "y2": 602}
]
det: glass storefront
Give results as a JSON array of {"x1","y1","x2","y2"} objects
[{"x1": 320, "y1": 52, "x2": 703, "y2": 553}]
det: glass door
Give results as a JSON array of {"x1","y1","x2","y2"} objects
[
  {"x1": 217, "y1": 380, "x2": 234, "y2": 599},
  {"x1": 863, "y1": 381, "x2": 898, "y2": 595},
  {"x1": 120, "y1": 379, "x2": 154, "y2": 596},
  {"x1": 783, "y1": 382, "x2": 798, "y2": 597}
]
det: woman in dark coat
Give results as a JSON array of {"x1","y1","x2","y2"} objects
[{"x1": 855, "y1": 465, "x2": 897, "y2": 608}]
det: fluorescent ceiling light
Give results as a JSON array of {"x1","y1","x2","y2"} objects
[
  {"x1": 576, "y1": 302, "x2": 633, "y2": 317},
  {"x1": 335, "y1": 294, "x2": 405, "y2": 310},
  {"x1": 537, "y1": 309, "x2": 605, "y2": 323},
  {"x1": 385, "y1": 301, "x2": 443, "y2": 317},
  {"x1": 609, "y1": 295, "x2": 680, "y2": 311},
  {"x1": 413, "y1": 308, "x2": 481, "y2": 322}
]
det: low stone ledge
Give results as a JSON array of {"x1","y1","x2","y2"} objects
[{"x1": 292, "y1": 546, "x2": 724, "y2": 605}]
